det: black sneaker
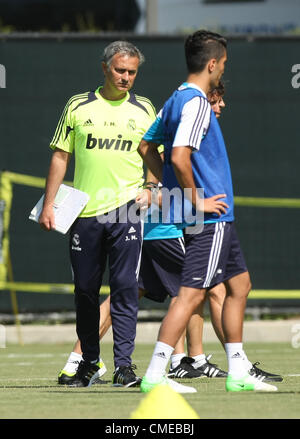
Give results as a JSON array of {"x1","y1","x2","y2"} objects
[
  {"x1": 58, "y1": 361, "x2": 80, "y2": 385},
  {"x1": 112, "y1": 364, "x2": 142, "y2": 388},
  {"x1": 168, "y1": 357, "x2": 206, "y2": 379},
  {"x1": 58, "y1": 357, "x2": 107, "y2": 385},
  {"x1": 58, "y1": 370, "x2": 77, "y2": 385},
  {"x1": 68, "y1": 360, "x2": 100, "y2": 387},
  {"x1": 195, "y1": 354, "x2": 228, "y2": 378},
  {"x1": 248, "y1": 362, "x2": 283, "y2": 382}
]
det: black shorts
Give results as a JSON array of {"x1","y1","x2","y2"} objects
[
  {"x1": 138, "y1": 237, "x2": 185, "y2": 302},
  {"x1": 181, "y1": 222, "x2": 248, "y2": 289}
]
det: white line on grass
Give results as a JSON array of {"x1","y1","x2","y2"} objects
[
  {"x1": 0, "y1": 377, "x2": 55, "y2": 381},
  {"x1": 1, "y1": 353, "x2": 67, "y2": 358},
  {"x1": 0, "y1": 361, "x2": 67, "y2": 367}
]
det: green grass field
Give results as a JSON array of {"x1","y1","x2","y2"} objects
[{"x1": 0, "y1": 341, "x2": 299, "y2": 419}]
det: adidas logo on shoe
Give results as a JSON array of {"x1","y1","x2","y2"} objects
[
  {"x1": 195, "y1": 354, "x2": 227, "y2": 378},
  {"x1": 68, "y1": 360, "x2": 100, "y2": 387},
  {"x1": 168, "y1": 357, "x2": 205, "y2": 379},
  {"x1": 248, "y1": 362, "x2": 283, "y2": 382},
  {"x1": 112, "y1": 365, "x2": 141, "y2": 388}
]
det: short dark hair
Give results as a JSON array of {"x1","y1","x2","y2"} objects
[
  {"x1": 208, "y1": 80, "x2": 225, "y2": 100},
  {"x1": 185, "y1": 30, "x2": 227, "y2": 73}
]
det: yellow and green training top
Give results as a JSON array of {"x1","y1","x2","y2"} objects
[{"x1": 50, "y1": 86, "x2": 156, "y2": 217}]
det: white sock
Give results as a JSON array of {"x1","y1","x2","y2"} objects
[
  {"x1": 241, "y1": 350, "x2": 253, "y2": 371},
  {"x1": 63, "y1": 351, "x2": 82, "y2": 374},
  {"x1": 170, "y1": 353, "x2": 186, "y2": 369},
  {"x1": 225, "y1": 343, "x2": 248, "y2": 379},
  {"x1": 145, "y1": 341, "x2": 174, "y2": 381},
  {"x1": 192, "y1": 354, "x2": 206, "y2": 369}
]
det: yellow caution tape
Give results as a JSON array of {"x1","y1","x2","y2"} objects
[
  {"x1": 0, "y1": 281, "x2": 300, "y2": 299},
  {"x1": 2, "y1": 170, "x2": 300, "y2": 206},
  {"x1": 234, "y1": 196, "x2": 300, "y2": 208},
  {"x1": 0, "y1": 281, "x2": 110, "y2": 295},
  {"x1": 1, "y1": 171, "x2": 300, "y2": 297},
  {"x1": 1, "y1": 171, "x2": 72, "y2": 189},
  {"x1": 248, "y1": 290, "x2": 300, "y2": 299}
]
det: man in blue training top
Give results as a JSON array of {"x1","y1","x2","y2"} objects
[{"x1": 138, "y1": 29, "x2": 278, "y2": 393}]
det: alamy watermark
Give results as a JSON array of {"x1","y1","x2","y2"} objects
[
  {"x1": 0, "y1": 64, "x2": 6, "y2": 88},
  {"x1": 0, "y1": 324, "x2": 6, "y2": 348},
  {"x1": 291, "y1": 64, "x2": 300, "y2": 89},
  {"x1": 95, "y1": 187, "x2": 205, "y2": 234},
  {"x1": 291, "y1": 323, "x2": 300, "y2": 349}
]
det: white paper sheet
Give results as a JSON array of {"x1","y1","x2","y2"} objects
[{"x1": 29, "y1": 184, "x2": 90, "y2": 234}]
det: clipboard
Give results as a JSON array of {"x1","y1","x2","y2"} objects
[{"x1": 29, "y1": 184, "x2": 90, "y2": 234}]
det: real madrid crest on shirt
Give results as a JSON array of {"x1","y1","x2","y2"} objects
[{"x1": 127, "y1": 119, "x2": 136, "y2": 131}]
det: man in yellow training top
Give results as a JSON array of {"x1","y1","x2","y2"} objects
[{"x1": 39, "y1": 40, "x2": 156, "y2": 387}]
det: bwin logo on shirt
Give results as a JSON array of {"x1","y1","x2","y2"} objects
[{"x1": 86, "y1": 133, "x2": 133, "y2": 151}]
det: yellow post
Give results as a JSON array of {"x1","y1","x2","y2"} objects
[
  {"x1": 7, "y1": 250, "x2": 24, "y2": 346},
  {"x1": 0, "y1": 172, "x2": 23, "y2": 344}
]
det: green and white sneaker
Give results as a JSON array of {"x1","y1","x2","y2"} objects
[
  {"x1": 58, "y1": 357, "x2": 107, "y2": 385},
  {"x1": 226, "y1": 374, "x2": 278, "y2": 392},
  {"x1": 140, "y1": 375, "x2": 197, "y2": 394}
]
